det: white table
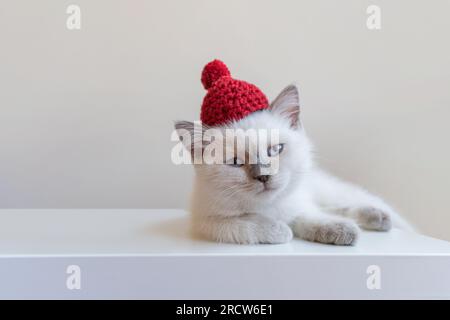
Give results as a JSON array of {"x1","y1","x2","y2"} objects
[{"x1": 0, "y1": 209, "x2": 449, "y2": 299}]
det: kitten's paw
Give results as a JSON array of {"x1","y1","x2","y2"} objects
[
  {"x1": 259, "y1": 220, "x2": 293, "y2": 244},
  {"x1": 297, "y1": 220, "x2": 359, "y2": 246},
  {"x1": 201, "y1": 214, "x2": 293, "y2": 245},
  {"x1": 356, "y1": 207, "x2": 392, "y2": 231},
  {"x1": 237, "y1": 215, "x2": 293, "y2": 244}
]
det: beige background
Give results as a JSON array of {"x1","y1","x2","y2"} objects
[{"x1": 1, "y1": 1, "x2": 449, "y2": 240}]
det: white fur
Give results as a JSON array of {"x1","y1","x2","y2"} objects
[{"x1": 176, "y1": 85, "x2": 414, "y2": 245}]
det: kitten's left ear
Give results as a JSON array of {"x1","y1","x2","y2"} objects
[{"x1": 270, "y1": 84, "x2": 300, "y2": 129}]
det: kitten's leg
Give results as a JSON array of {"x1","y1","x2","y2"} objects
[
  {"x1": 337, "y1": 206, "x2": 392, "y2": 231},
  {"x1": 192, "y1": 214, "x2": 293, "y2": 245},
  {"x1": 311, "y1": 170, "x2": 414, "y2": 232},
  {"x1": 292, "y1": 209, "x2": 360, "y2": 246}
]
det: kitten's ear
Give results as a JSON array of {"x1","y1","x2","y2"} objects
[
  {"x1": 174, "y1": 120, "x2": 206, "y2": 154},
  {"x1": 270, "y1": 84, "x2": 300, "y2": 129},
  {"x1": 174, "y1": 120, "x2": 195, "y2": 135}
]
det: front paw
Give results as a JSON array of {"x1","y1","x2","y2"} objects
[
  {"x1": 301, "y1": 220, "x2": 359, "y2": 246},
  {"x1": 207, "y1": 215, "x2": 293, "y2": 245},
  {"x1": 356, "y1": 207, "x2": 392, "y2": 231},
  {"x1": 235, "y1": 215, "x2": 293, "y2": 244},
  {"x1": 258, "y1": 220, "x2": 293, "y2": 244}
]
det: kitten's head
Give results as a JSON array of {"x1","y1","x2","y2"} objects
[{"x1": 175, "y1": 84, "x2": 313, "y2": 203}]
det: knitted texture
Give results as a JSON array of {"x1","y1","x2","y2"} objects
[
  {"x1": 200, "y1": 60, "x2": 269, "y2": 126},
  {"x1": 201, "y1": 60, "x2": 230, "y2": 90}
]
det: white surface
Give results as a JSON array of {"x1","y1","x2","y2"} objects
[
  {"x1": 1, "y1": 209, "x2": 450, "y2": 256},
  {"x1": 1, "y1": 1, "x2": 450, "y2": 242},
  {"x1": 1, "y1": 209, "x2": 450, "y2": 299}
]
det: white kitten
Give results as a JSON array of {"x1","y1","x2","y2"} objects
[{"x1": 175, "y1": 84, "x2": 414, "y2": 245}]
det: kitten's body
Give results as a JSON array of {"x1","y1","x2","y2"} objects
[{"x1": 177, "y1": 85, "x2": 414, "y2": 245}]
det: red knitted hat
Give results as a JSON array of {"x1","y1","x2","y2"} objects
[{"x1": 200, "y1": 60, "x2": 269, "y2": 126}]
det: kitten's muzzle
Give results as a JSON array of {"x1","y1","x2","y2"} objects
[
  {"x1": 255, "y1": 175, "x2": 270, "y2": 183},
  {"x1": 250, "y1": 164, "x2": 272, "y2": 183}
]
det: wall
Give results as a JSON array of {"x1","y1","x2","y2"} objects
[{"x1": 1, "y1": 0, "x2": 449, "y2": 240}]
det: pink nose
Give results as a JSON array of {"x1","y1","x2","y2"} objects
[{"x1": 256, "y1": 175, "x2": 270, "y2": 183}]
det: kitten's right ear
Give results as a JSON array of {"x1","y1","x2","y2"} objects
[
  {"x1": 174, "y1": 120, "x2": 195, "y2": 136},
  {"x1": 174, "y1": 120, "x2": 205, "y2": 154}
]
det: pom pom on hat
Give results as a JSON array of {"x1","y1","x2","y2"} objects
[
  {"x1": 201, "y1": 59, "x2": 231, "y2": 89},
  {"x1": 200, "y1": 59, "x2": 269, "y2": 126}
]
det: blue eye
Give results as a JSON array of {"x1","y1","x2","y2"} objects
[{"x1": 268, "y1": 144, "x2": 284, "y2": 157}]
